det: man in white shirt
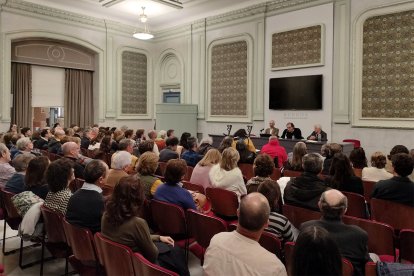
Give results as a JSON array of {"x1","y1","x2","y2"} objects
[{"x1": 203, "y1": 193, "x2": 287, "y2": 276}]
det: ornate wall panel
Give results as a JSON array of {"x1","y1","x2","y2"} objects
[
  {"x1": 210, "y1": 41, "x2": 247, "y2": 116},
  {"x1": 121, "y1": 51, "x2": 147, "y2": 114},
  {"x1": 272, "y1": 25, "x2": 323, "y2": 70},
  {"x1": 361, "y1": 9, "x2": 414, "y2": 119}
]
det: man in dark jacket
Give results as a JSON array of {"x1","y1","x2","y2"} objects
[
  {"x1": 48, "y1": 128, "x2": 65, "y2": 154},
  {"x1": 283, "y1": 153, "x2": 329, "y2": 211},
  {"x1": 33, "y1": 129, "x2": 51, "y2": 150}
]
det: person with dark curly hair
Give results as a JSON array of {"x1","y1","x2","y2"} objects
[
  {"x1": 349, "y1": 147, "x2": 368, "y2": 170},
  {"x1": 44, "y1": 158, "x2": 74, "y2": 215},
  {"x1": 101, "y1": 175, "x2": 189, "y2": 276},
  {"x1": 385, "y1": 145, "x2": 409, "y2": 173},
  {"x1": 246, "y1": 154, "x2": 274, "y2": 193}
]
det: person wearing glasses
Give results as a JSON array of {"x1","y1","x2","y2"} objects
[{"x1": 281, "y1": 122, "x2": 303, "y2": 140}]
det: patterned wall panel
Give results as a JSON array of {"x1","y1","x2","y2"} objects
[
  {"x1": 361, "y1": 10, "x2": 414, "y2": 118},
  {"x1": 122, "y1": 51, "x2": 147, "y2": 114},
  {"x1": 211, "y1": 41, "x2": 247, "y2": 116},
  {"x1": 272, "y1": 25, "x2": 322, "y2": 69}
]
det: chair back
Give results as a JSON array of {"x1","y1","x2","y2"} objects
[
  {"x1": 283, "y1": 170, "x2": 302, "y2": 178},
  {"x1": 94, "y1": 232, "x2": 135, "y2": 276},
  {"x1": 101, "y1": 185, "x2": 114, "y2": 197},
  {"x1": 342, "y1": 258, "x2": 354, "y2": 276},
  {"x1": 284, "y1": 241, "x2": 295, "y2": 275},
  {"x1": 182, "y1": 181, "x2": 205, "y2": 194},
  {"x1": 183, "y1": 166, "x2": 194, "y2": 181},
  {"x1": 365, "y1": 262, "x2": 377, "y2": 276},
  {"x1": 258, "y1": 231, "x2": 282, "y2": 258},
  {"x1": 238, "y1": 163, "x2": 254, "y2": 181},
  {"x1": 342, "y1": 191, "x2": 368, "y2": 219},
  {"x1": 205, "y1": 187, "x2": 238, "y2": 218},
  {"x1": 282, "y1": 204, "x2": 321, "y2": 229},
  {"x1": 353, "y1": 168, "x2": 363, "y2": 178},
  {"x1": 343, "y1": 215, "x2": 395, "y2": 257},
  {"x1": 62, "y1": 218, "x2": 98, "y2": 264},
  {"x1": 69, "y1": 178, "x2": 85, "y2": 193},
  {"x1": 399, "y1": 229, "x2": 414, "y2": 263},
  {"x1": 187, "y1": 209, "x2": 227, "y2": 249},
  {"x1": 150, "y1": 200, "x2": 186, "y2": 236},
  {"x1": 270, "y1": 168, "x2": 281, "y2": 181},
  {"x1": 0, "y1": 189, "x2": 22, "y2": 230},
  {"x1": 157, "y1": 162, "x2": 167, "y2": 176},
  {"x1": 132, "y1": 252, "x2": 178, "y2": 276},
  {"x1": 371, "y1": 198, "x2": 414, "y2": 231},
  {"x1": 41, "y1": 205, "x2": 67, "y2": 244},
  {"x1": 362, "y1": 180, "x2": 376, "y2": 202},
  {"x1": 342, "y1": 139, "x2": 361, "y2": 148}
]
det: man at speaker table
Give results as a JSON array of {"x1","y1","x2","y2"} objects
[
  {"x1": 307, "y1": 124, "x2": 328, "y2": 141},
  {"x1": 264, "y1": 120, "x2": 279, "y2": 137},
  {"x1": 280, "y1": 122, "x2": 303, "y2": 140}
]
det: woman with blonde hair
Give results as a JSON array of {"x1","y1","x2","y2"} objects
[
  {"x1": 209, "y1": 147, "x2": 246, "y2": 198},
  {"x1": 362, "y1": 151, "x2": 393, "y2": 182},
  {"x1": 190, "y1": 149, "x2": 221, "y2": 189},
  {"x1": 137, "y1": 151, "x2": 163, "y2": 198}
]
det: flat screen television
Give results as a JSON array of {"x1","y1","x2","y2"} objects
[{"x1": 269, "y1": 75, "x2": 323, "y2": 110}]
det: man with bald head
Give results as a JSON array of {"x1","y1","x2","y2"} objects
[
  {"x1": 301, "y1": 189, "x2": 370, "y2": 276},
  {"x1": 203, "y1": 193, "x2": 287, "y2": 276},
  {"x1": 62, "y1": 142, "x2": 85, "y2": 179}
]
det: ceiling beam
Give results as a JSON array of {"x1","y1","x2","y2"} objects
[
  {"x1": 99, "y1": 0, "x2": 126, "y2": 8},
  {"x1": 150, "y1": 0, "x2": 183, "y2": 9}
]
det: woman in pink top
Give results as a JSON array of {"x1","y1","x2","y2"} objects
[{"x1": 190, "y1": 149, "x2": 221, "y2": 189}]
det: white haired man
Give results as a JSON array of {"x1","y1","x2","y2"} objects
[
  {"x1": 265, "y1": 120, "x2": 279, "y2": 137},
  {"x1": 307, "y1": 124, "x2": 327, "y2": 141},
  {"x1": 106, "y1": 151, "x2": 131, "y2": 188}
]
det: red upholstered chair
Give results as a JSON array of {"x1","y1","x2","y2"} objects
[
  {"x1": 186, "y1": 209, "x2": 227, "y2": 263},
  {"x1": 283, "y1": 170, "x2": 302, "y2": 178},
  {"x1": 132, "y1": 253, "x2": 178, "y2": 276},
  {"x1": 342, "y1": 215, "x2": 395, "y2": 261},
  {"x1": 353, "y1": 168, "x2": 363, "y2": 178},
  {"x1": 205, "y1": 187, "x2": 238, "y2": 219},
  {"x1": 282, "y1": 204, "x2": 321, "y2": 229},
  {"x1": 0, "y1": 189, "x2": 22, "y2": 255},
  {"x1": 270, "y1": 167, "x2": 282, "y2": 181},
  {"x1": 182, "y1": 181, "x2": 205, "y2": 194},
  {"x1": 399, "y1": 229, "x2": 414, "y2": 264},
  {"x1": 342, "y1": 191, "x2": 368, "y2": 219},
  {"x1": 94, "y1": 232, "x2": 135, "y2": 276},
  {"x1": 40, "y1": 205, "x2": 72, "y2": 275},
  {"x1": 258, "y1": 231, "x2": 282, "y2": 258},
  {"x1": 365, "y1": 262, "x2": 377, "y2": 276},
  {"x1": 362, "y1": 180, "x2": 376, "y2": 202},
  {"x1": 69, "y1": 178, "x2": 85, "y2": 193},
  {"x1": 62, "y1": 218, "x2": 103, "y2": 275},
  {"x1": 370, "y1": 198, "x2": 414, "y2": 231},
  {"x1": 342, "y1": 139, "x2": 361, "y2": 149},
  {"x1": 342, "y1": 258, "x2": 354, "y2": 276},
  {"x1": 183, "y1": 166, "x2": 194, "y2": 181},
  {"x1": 238, "y1": 163, "x2": 255, "y2": 181},
  {"x1": 48, "y1": 152, "x2": 61, "y2": 161}
]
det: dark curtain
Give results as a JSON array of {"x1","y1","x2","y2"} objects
[{"x1": 11, "y1": 62, "x2": 32, "y2": 128}]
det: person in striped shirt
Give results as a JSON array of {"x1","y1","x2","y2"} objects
[{"x1": 257, "y1": 179, "x2": 298, "y2": 243}]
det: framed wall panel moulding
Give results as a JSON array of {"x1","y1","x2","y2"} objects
[{"x1": 271, "y1": 24, "x2": 325, "y2": 71}]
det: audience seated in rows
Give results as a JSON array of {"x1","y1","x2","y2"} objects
[
  {"x1": 106, "y1": 151, "x2": 131, "y2": 188},
  {"x1": 372, "y1": 153, "x2": 414, "y2": 207},
  {"x1": 44, "y1": 158, "x2": 74, "y2": 215},
  {"x1": 325, "y1": 153, "x2": 364, "y2": 195},
  {"x1": 66, "y1": 160, "x2": 108, "y2": 233},
  {"x1": 62, "y1": 141, "x2": 85, "y2": 179},
  {"x1": 11, "y1": 137, "x2": 33, "y2": 160},
  {"x1": 197, "y1": 137, "x2": 214, "y2": 156},
  {"x1": 236, "y1": 139, "x2": 256, "y2": 164},
  {"x1": 147, "y1": 130, "x2": 160, "y2": 156},
  {"x1": 112, "y1": 138, "x2": 138, "y2": 173},
  {"x1": 159, "y1": 137, "x2": 179, "y2": 162},
  {"x1": 101, "y1": 175, "x2": 189, "y2": 276},
  {"x1": 177, "y1": 132, "x2": 191, "y2": 156},
  {"x1": 209, "y1": 147, "x2": 246, "y2": 198},
  {"x1": 231, "y1": 129, "x2": 256, "y2": 153},
  {"x1": 190, "y1": 149, "x2": 221, "y2": 190},
  {"x1": 362, "y1": 151, "x2": 393, "y2": 182},
  {"x1": 260, "y1": 136, "x2": 288, "y2": 168},
  {"x1": 154, "y1": 159, "x2": 196, "y2": 210},
  {"x1": 292, "y1": 226, "x2": 342, "y2": 276},
  {"x1": 137, "y1": 152, "x2": 162, "y2": 199},
  {"x1": 321, "y1": 143, "x2": 343, "y2": 175},
  {"x1": 0, "y1": 143, "x2": 15, "y2": 188},
  {"x1": 246, "y1": 154, "x2": 275, "y2": 193},
  {"x1": 217, "y1": 136, "x2": 233, "y2": 153},
  {"x1": 181, "y1": 137, "x2": 202, "y2": 167},
  {"x1": 385, "y1": 145, "x2": 409, "y2": 174},
  {"x1": 284, "y1": 153, "x2": 329, "y2": 211},
  {"x1": 302, "y1": 190, "x2": 372, "y2": 276},
  {"x1": 48, "y1": 128, "x2": 65, "y2": 154},
  {"x1": 284, "y1": 141, "x2": 307, "y2": 171},
  {"x1": 24, "y1": 156, "x2": 49, "y2": 199},
  {"x1": 258, "y1": 180, "x2": 298, "y2": 243},
  {"x1": 349, "y1": 147, "x2": 368, "y2": 170},
  {"x1": 5, "y1": 153, "x2": 35, "y2": 194},
  {"x1": 80, "y1": 127, "x2": 99, "y2": 149},
  {"x1": 33, "y1": 129, "x2": 50, "y2": 150},
  {"x1": 203, "y1": 193, "x2": 287, "y2": 276},
  {"x1": 154, "y1": 130, "x2": 167, "y2": 151}
]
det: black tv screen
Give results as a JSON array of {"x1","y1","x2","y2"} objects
[{"x1": 269, "y1": 75, "x2": 323, "y2": 110}]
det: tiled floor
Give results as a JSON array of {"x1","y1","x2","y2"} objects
[{"x1": 0, "y1": 224, "x2": 203, "y2": 276}]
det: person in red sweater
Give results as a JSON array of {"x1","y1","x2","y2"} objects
[{"x1": 260, "y1": 136, "x2": 287, "y2": 168}]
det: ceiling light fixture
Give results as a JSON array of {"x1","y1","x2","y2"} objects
[{"x1": 133, "y1": 7, "x2": 154, "y2": 40}]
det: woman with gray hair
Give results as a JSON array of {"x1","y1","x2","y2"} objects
[
  {"x1": 0, "y1": 143, "x2": 15, "y2": 188},
  {"x1": 197, "y1": 137, "x2": 214, "y2": 156},
  {"x1": 11, "y1": 137, "x2": 33, "y2": 160},
  {"x1": 5, "y1": 153, "x2": 35, "y2": 194},
  {"x1": 106, "y1": 151, "x2": 131, "y2": 188}
]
